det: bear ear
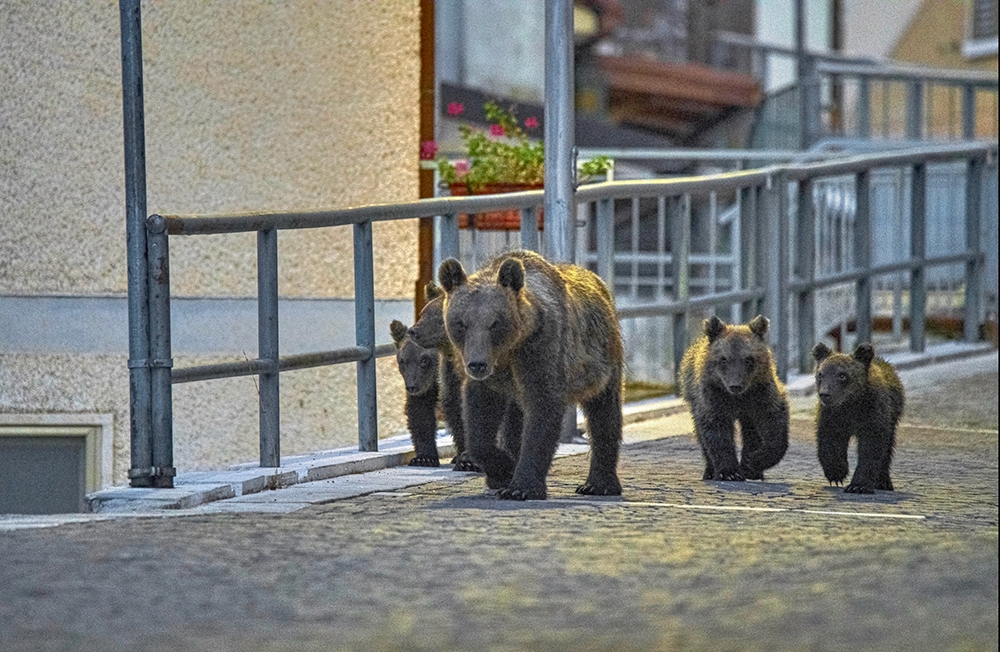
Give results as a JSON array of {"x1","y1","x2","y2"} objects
[
  {"x1": 425, "y1": 281, "x2": 442, "y2": 302},
  {"x1": 705, "y1": 315, "x2": 726, "y2": 342},
  {"x1": 854, "y1": 342, "x2": 875, "y2": 367},
  {"x1": 812, "y1": 342, "x2": 832, "y2": 364},
  {"x1": 390, "y1": 320, "x2": 409, "y2": 347},
  {"x1": 498, "y1": 258, "x2": 525, "y2": 293},
  {"x1": 438, "y1": 259, "x2": 467, "y2": 293},
  {"x1": 748, "y1": 315, "x2": 769, "y2": 339}
]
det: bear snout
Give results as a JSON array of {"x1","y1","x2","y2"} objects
[
  {"x1": 466, "y1": 360, "x2": 491, "y2": 380},
  {"x1": 726, "y1": 383, "x2": 746, "y2": 395},
  {"x1": 405, "y1": 384, "x2": 422, "y2": 395},
  {"x1": 818, "y1": 392, "x2": 832, "y2": 406}
]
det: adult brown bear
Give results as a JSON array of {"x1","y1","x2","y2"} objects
[
  {"x1": 438, "y1": 250, "x2": 624, "y2": 500},
  {"x1": 679, "y1": 315, "x2": 789, "y2": 481}
]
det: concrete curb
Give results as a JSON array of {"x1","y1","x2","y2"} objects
[{"x1": 84, "y1": 342, "x2": 995, "y2": 515}]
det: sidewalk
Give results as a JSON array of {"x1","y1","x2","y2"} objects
[{"x1": 0, "y1": 349, "x2": 996, "y2": 651}]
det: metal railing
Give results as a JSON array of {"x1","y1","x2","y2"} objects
[{"x1": 136, "y1": 141, "x2": 996, "y2": 481}]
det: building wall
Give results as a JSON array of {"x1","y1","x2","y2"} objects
[{"x1": 0, "y1": 0, "x2": 421, "y2": 485}]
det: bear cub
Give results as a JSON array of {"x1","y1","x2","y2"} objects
[
  {"x1": 439, "y1": 250, "x2": 624, "y2": 501},
  {"x1": 812, "y1": 342, "x2": 904, "y2": 494},
  {"x1": 679, "y1": 315, "x2": 789, "y2": 481},
  {"x1": 390, "y1": 282, "x2": 477, "y2": 470}
]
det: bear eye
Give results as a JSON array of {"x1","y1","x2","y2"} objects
[
  {"x1": 745, "y1": 355, "x2": 754, "y2": 365},
  {"x1": 719, "y1": 356, "x2": 728, "y2": 365},
  {"x1": 420, "y1": 358, "x2": 434, "y2": 369},
  {"x1": 488, "y1": 319, "x2": 501, "y2": 331},
  {"x1": 838, "y1": 371, "x2": 848, "y2": 382}
]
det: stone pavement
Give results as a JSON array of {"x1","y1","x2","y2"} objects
[{"x1": 0, "y1": 352, "x2": 996, "y2": 651}]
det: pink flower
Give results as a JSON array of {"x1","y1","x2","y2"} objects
[
  {"x1": 419, "y1": 140, "x2": 438, "y2": 160},
  {"x1": 446, "y1": 102, "x2": 464, "y2": 116},
  {"x1": 489, "y1": 124, "x2": 505, "y2": 137},
  {"x1": 454, "y1": 159, "x2": 470, "y2": 176},
  {"x1": 524, "y1": 117, "x2": 539, "y2": 129}
]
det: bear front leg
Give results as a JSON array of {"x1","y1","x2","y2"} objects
[
  {"x1": 499, "y1": 366, "x2": 566, "y2": 500},
  {"x1": 817, "y1": 419, "x2": 850, "y2": 486},
  {"x1": 497, "y1": 401, "x2": 524, "y2": 461},
  {"x1": 577, "y1": 373, "x2": 623, "y2": 496},
  {"x1": 694, "y1": 413, "x2": 742, "y2": 481},
  {"x1": 405, "y1": 388, "x2": 440, "y2": 467},
  {"x1": 845, "y1": 429, "x2": 890, "y2": 494},
  {"x1": 738, "y1": 407, "x2": 789, "y2": 479},
  {"x1": 441, "y1": 357, "x2": 480, "y2": 472},
  {"x1": 464, "y1": 380, "x2": 516, "y2": 489}
]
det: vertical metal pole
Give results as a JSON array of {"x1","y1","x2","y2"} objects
[
  {"x1": 596, "y1": 198, "x2": 614, "y2": 289},
  {"x1": 796, "y1": 179, "x2": 816, "y2": 373},
  {"x1": 145, "y1": 216, "x2": 175, "y2": 488},
  {"x1": 120, "y1": 0, "x2": 154, "y2": 488},
  {"x1": 544, "y1": 0, "x2": 577, "y2": 441},
  {"x1": 795, "y1": 0, "x2": 810, "y2": 150},
  {"x1": 910, "y1": 163, "x2": 927, "y2": 353},
  {"x1": 257, "y1": 228, "x2": 280, "y2": 467},
  {"x1": 857, "y1": 76, "x2": 871, "y2": 139},
  {"x1": 520, "y1": 207, "x2": 538, "y2": 251},
  {"x1": 761, "y1": 177, "x2": 783, "y2": 352},
  {"x1": 965, "y1": 156, "x2": 984, "y2": 342},
  {"x1": 439, "y1": 212, "x2": 460, "y2": 265},
  {"x1": 670, "y1": 196, "x2": 691, "y2": 378},
  {"x1": 855, "y1": 170, "x2": 872, "y2": 346},
  {"x1": 544, "y1": 0, "x2": 575, "y2": 263},
  {"x1": 962, "y1": 84, "x2": 976, "y2": 140},
  {"x1": 739, "y1": 185, "x2": 757, "y2": 322},
  {"x1": 906, "y1": 80, "x2": 924, "y2": 141},
  {"x1": 775, "y1": 176, "x2": 791, "y2": 381},
  {"x1": 754, "y1": 184, "x2": 769, "y2": 317},
  {"x1": 355, "y1": 220, "x2": 378, "y2": 451}
]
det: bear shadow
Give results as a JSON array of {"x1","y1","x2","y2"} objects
[
  {"x1": 822, "y1": 486, "x2": 918, "y2": 505},
  {"x1": 707, "y1": 480, "x2": 793, "y2": 494},
  {"x1": 427, "y1": 493, "x2": 626, "y2": 511}
]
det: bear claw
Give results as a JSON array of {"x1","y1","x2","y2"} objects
[
  {"x1": 498, "y1": 486, "x2": 546, "y2": 501},
  {"x1": 844, "y1": 482, "x2": 874, "y2": 494},
  {"x1": 576, "y1": 479, "x2": 623, "y2": 496},
  {"x1": 408, "y1": 456, "x2": 440, "y2": 467},
  {"x1": 714, "y1": 470, "x2": 745, "y2": 482}
]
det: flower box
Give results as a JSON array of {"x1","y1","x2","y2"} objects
[{"x1": 446, "y1": 182, "x2": 544, "y2": 231}]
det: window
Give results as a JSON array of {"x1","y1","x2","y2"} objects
[{"x1": 964, "y1": 0, "x2": 999, "y2": 58}]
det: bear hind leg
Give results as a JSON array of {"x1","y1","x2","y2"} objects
[{"x1": 577, "y1": 375, "x2": 623, "y2": 496}]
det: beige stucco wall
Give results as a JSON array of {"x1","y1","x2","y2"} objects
[
  {"x1": 1, "y1": 0, "x2": 420, "y2": 298},
  {"x1": 1, "y1": 0, "x2": 421, "y2": 485}
]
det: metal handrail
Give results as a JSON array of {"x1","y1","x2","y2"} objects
[{"x1": 145, "y1": 140, "x2": 997, "y2": 478}]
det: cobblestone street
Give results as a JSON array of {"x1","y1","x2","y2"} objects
[{"x1": 1, "y1": 354, "x2": 996, "y2": 652}]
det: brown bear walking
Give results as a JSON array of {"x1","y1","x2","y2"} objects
[
  {"x1": 679, "y1": 315, "x2": 789, "y2": 481},
  {"x1": 812, "y1": 342, "x2": 904, "y2": 493},
  {"x1": 390, "y1": 283, "x2": 478, "y2": 470},
  {"x1": 438, "y1": 250, "x2": 624, "y2": 500}
]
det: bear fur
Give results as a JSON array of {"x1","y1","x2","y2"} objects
[
  {"x1": 390, "y1": 283, "x2": 476, "y2": 469},
  {"x1": 679, "y1": 315, "x2": 789, "y2": 481},
  {"x1": 438, "y1": 250, "x2": 624, "y2": 500},
  {"x1": 812, "y1": 342, "x2": 904, "y2": 494}
]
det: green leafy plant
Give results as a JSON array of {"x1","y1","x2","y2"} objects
[{"x1": 431, "y1": 101, "x2": 611, "y2": 191}]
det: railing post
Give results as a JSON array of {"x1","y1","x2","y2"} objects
[
  {"x1": 355, "y1": 220, "x2": 378, "y2": 451},
  {"x1": 799, "y1": 55, "x2": 819, "y2": 149},
  {"x1": 543, "y1": 0, "x2": 575, "y2": 263},
  {"x1": 739, "y1": 185, "x2": 757, "y2": 322},
  {"x1": 965, "y1": 155, "x2": 984, "y2": 342},
  {"x1": 906, "y1": 80, "x2": 924, "y2": 141},
  {"x1": 596, "y1": 197, "x2": 614, "y2": 289},
  {"x1": 796, "y1": 179, "x2": 816, "y2": 373},
  {"x1": 520, "y1": 206, "x2": 538, "y2": 252},
  {"x1": 857, "y1": 76, "x2": 871, "y2": 139},
  {"x1": 670, "y1": 195, "x2": 690, "y2": 378},
  {"x1": 962, "y1": 84, "x2": 976, "y2": 140},
  {"x1": 774, "y1": 175, "x2": 791, "y2": 382},
  {"x1": 910, "y1": 163, "x2": 927, "y2": 352},
  {"x1": 257, "y1": 228, "x2": 280, "y2": 467},
  {"x1": 146, "y1": 215, "x2": 175, "y2": 488},
  {"x1": 120, "y1": 0, "x2": 154, "y2": 488},
  {"x1": 854, "y1": 170, "x2": 872, "y2": 346},
  {"x1": 439, "y1": 212, "x2": 460, "y2": 264}
]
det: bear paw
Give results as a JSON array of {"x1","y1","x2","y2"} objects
[
  {"x1": 451, "y1": 454, "x2": 483, "y2": 473},
  {"x1": 497, "y1": 485, "x2": 546, "y2": 501},
  {"x1": 576, "y1": 477, "x2": 622, "y2": 496},
  {"x1": 877, "y1": 477, "x2": 894, "y2": 491},
  {"x1": 740, "y1": 465, "x2": 764, "y2": 481},
  {"x1": 844, "y1": 481, "x2": 875, "y2": 494},
  {"x1": 713, "y1": 468, "x2": 745, "y2": 482},
  {"x1": 408, "y1": 455, "x2": 440, "y2": 467}
]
